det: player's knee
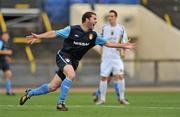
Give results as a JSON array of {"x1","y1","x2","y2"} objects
[
  {"x1": 4, "y1": 70, "x2": 12, "y2": 79},
  {"x1": 67, "y1": 72, "x2": 76, "y2": 80}
]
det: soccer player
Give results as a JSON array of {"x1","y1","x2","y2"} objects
[
  {"x1": 0, "y1": 32, "x2": 14, "y2": 95},
  {"x1": 19, "y1": 11, "x2": 135, "y2": 111},
  {"x1": 93, "y1": 10, "x2": 130, "y2": 105}
]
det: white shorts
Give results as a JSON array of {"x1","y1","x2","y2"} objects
[{"x1": 100, "y1": 59, "x2": 124, "y2": 77}]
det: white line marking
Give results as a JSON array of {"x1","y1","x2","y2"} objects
[{"x1": 0, "y1": 105, "x2": 180, "y2": 110}]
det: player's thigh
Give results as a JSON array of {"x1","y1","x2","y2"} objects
[
  {"x1": 56, "y1": 54, "x2": 77, "y2": 80},
  {"x1": 4, "y1": 69, "x2": 12, "y2": 79},
  {"x1": 2, "y1": 62, "x2": 12, "y2": 79},
  {"x1": 2, "y1": 61, "x2": 10, "y2": 71},
  {"x1": 112, "y1": 59, "x2": 124, "y2": 76},
  {"x1": 63, "y1": 59, "x2": 78, "y2": 80},
  {"x1": 63, "y1": 64, "x2": 76, "y2": 80},
  {"x1": 100, "y1": 60, "x2": 112, "y2": 77}
]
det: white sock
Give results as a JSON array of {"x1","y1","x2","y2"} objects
[
  {"x1": 99, "y1": 80, "x2": 107, "y2": 102},
  {"x1": 117, "y1": 79, "x2": 125, "y2": 100}
]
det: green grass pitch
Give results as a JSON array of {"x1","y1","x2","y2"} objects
[{"x1": 0, "y1": 91, "x2": 180, "y2": 117}]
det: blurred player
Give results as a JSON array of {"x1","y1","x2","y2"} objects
[
  {"x1": 93, "y1": 10, "x2": 130, "y2": 105},
  {"x1": 0, "y1": 32, "x2": 14, "y2": 95},
  {"x1": 19, "y1": 11, "x2": 135, "y2": 111}
]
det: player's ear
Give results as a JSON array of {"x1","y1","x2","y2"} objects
[{"x1": 86, "y1": 18, "x2": 90, "y2": 22}]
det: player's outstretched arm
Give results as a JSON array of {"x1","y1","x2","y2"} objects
[
  {"x1": 0, "y1": 49, "x2": 13, "y2": 55},
  {"x1": 26, "y1": 31, "x2": 56, "y2": 44},
  {"x1": 104, "y1": 41, "x2": 136, "y2": 49}
]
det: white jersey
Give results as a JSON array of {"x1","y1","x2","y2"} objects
[{"x1": 102, "y1": 24, "x2": 128, "y2": 60}]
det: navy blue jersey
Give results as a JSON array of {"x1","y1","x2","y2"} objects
[
  {"x1": 55, "y1": 25, "x2": 107, "y2": 60},
  {"x1": 0, "y1": 39, "x2": 6, "y2": 60},
  {"x1": 0, "y1": 38, "x2": 10, "y2": 71}
]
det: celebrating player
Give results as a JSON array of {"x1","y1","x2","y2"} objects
[{"x1": 19, "y1": 11, "x2": 135, "y2": 111}]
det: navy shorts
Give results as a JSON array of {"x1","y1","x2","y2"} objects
[
  {"x1": 56, "y1": 52, "x2": 79, "y2": 81},
  {"x1": 0, "y1": 59, "x2": 10, "y2": 72}
]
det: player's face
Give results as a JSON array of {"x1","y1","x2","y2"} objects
[
  {"x1": 2, "y1": 33, "x2": 10, "y2": 42},
  {"x1": 87, "y1": 15, "x2": 97, "y2": 30},
  {"x1": 108, "y1": 12, "x2": 117, "y2": 24}
]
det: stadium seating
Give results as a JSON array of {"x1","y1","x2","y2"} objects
[
  {"x1": 0, "y1": 0, "x2": 42, "y2": 8},
  {"x1": 43, "y1": 0, "x2": 69, "y2": 24},
  {"x1": 142, "y1": 0, "x2": 180, "y2": 29}
]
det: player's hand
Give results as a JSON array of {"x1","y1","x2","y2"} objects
[
  {"x1": 123, "y1": 38, "x2": 136, "y2": 50},
  {"x1": 26, "y1": 33, "x2": 40, "y2": 44}
]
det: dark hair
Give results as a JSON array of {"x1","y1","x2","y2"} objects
[
  {"x1": 82, "y1": 11, "x2": 96, "y2": 23},
  {"x1": 109, "y1": 10, "x2": 118, "y2": 17}
]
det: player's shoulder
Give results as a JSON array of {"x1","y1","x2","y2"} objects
[
  {"x1": 116, "y1": 24, "x2": 125, "y2": 30},
  {"x1": 91, "y1": 30, "x2": 98, "y2": 38}
]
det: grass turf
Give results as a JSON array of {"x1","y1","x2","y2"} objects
[{"x1": 0, "y1": 91, "x2": 180, "y2": 117}]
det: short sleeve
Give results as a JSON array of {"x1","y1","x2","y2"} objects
[
  {"x1": 122, "y1": 27, "x2": 129, "y2": 43},
  {"x1": 55, "y1": 26, "x2": 71, "y2": 39},
  {"x1": 95, "y1": 33, "x2": 107, "y2": 46},
  {"x1": 0, "y1": 40, "x2": 3, "y2": 50}
]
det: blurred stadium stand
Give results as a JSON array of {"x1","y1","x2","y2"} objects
[
  {"x1": 98, "y1": 0, "x2": 139, "y2": 4},
  {"x1": 141, "y1": 0, "x2": 180, "y2": 29},
  {"x1": 0, "y1": 0, "x2": 180, "y2": 87},
  {"x1": 0, "y1": 0, "x2": 42, "y2": 8},
  {"x1": 43, "y1": 0, "x2": 69, "y2": 24}
]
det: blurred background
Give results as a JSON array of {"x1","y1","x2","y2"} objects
[{"x1": 0, "y1": 0, "x2": 180, "y2": 88}]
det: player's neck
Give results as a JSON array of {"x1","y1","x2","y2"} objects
[
  {"x1": 81, "y1": 24, "x2": 90, "y2": 32},
  {"x1": 110, "y1": 22, "x2": 117, "y2": 27}
]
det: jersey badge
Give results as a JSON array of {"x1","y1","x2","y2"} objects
[
  {"x1": 111, "y1": 31, "x2": 114, "y2": 36},
  {"x1": 89, "y1": 33, "x2": 93, "y2": 40}
]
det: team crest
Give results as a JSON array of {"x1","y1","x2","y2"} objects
[
  {"x1": 89, "y1": 33, "x2": 93, "y2": 40},
  {"x1": 111, "y1": 31, "x2": 114, "y2": 36}
]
